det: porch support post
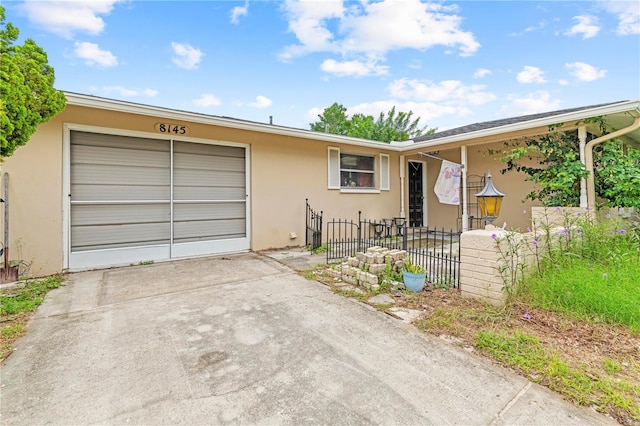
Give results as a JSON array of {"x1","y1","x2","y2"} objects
[
  {"x1": 461, "y1": 146, "x2": 468, "y2": 232},
  {"x1": 578, "y1": 125, "x2": 587, "y2": 208},
  {"x1": 399, "y1": 155, "x2": 405, "y2": 218}
]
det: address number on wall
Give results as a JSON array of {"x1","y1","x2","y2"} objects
[{"x1": 154, "y1": 123, "x2": 189, "y2": 135}]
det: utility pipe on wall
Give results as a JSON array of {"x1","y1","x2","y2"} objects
[
  {"x1": 578, "y1": 126, "x2": 587, "y2": 208},
  {"x1": 584, "y1": 115, "x2": 640, "y2": 212}
]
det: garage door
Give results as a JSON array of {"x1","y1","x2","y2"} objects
[{"x1": 69, "y1": 131, "x2": 248, "y2": 270}]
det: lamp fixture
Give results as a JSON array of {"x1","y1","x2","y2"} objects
[{"x1": 475, "y1": 170, "x2": 505, "y2": 227}]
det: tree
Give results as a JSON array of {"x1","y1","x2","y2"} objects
[
  {"x1": 310, "y1": 103, "x2": 349, "y2": 135},
  {"x1": 489, "y1": 121, "x2": 640, "y2": 209},
  {"x1": 1, "y1": 5, "x2": 66, "y2": 158},
  {"x1": 310, "y1": 103, "x2": 435, "y2": 142}
]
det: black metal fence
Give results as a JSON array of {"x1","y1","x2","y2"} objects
[
  {"x1": 305, "y1": 199, "x2": 323, "y2": 251},
  {"x1": 326, "y1": 212, "x2": 461, "y2": 288}
]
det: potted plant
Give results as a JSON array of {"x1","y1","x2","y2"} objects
[{"x1": 402, "y1": 259, "x2": 426, "y2": 292}]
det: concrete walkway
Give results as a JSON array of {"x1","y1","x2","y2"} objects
[{"x1": 0, "y1": 253, "x2": 614, "y2": 425}]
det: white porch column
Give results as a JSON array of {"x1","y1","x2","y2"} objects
[
  {"x1": 399, "y1": 155, "x2": 405, "y2": 217},
  {"x1": 461, "y1": 146, "x2": 468, "y2": 232}
]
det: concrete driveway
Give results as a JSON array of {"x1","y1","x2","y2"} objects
[{"x1": 1, "y1": 253, "x2": 613, "y2": 425}]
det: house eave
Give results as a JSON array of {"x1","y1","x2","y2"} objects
[
  {"x1": 64, "y1": 92, "x2": 405, "y2": 151},
  {"x1": 409, "y1": 100, "x2": 640, "y2": 151},
  {"x1": 64, "y1": 93, "x2": 640, "y2": 153}
]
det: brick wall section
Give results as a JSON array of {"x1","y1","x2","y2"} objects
[{"x1": 460, "y1": 229, "x2": 509, "y2": 306}]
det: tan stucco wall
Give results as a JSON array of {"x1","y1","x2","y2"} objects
[
  {"x1": 1, "y1": 116, "x2": 65, "y2": 277},
  {"x1": 405, "y1": 143, "x2": 540, "y2": 232},
  {"x1": 1, "y1": 105, "x2": 401, "y2": 276}
]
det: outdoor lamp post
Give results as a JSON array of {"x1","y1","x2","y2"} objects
[{"x1": 475, "y1": 170, "x2": 505, "y2": 227}]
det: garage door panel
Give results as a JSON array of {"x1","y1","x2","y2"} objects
[
  {"x1": 173, "y1": 186, "x2": 245, "y2": 201},
  {"x1": 173, "y1": 152, "x2": 245, "y2": 172},
  {"x1": 72, "y1": 132, "x2": 170, "y2": 152},
  {"x1": 72, "y1": 164, "x2": 170, "y2": 186},
  {"x1": 173, "y1": 203, "x2": 245, "y2": 221},
  {"x1": 173, "y1": 219, "x2": 246, "y2": 243},
  {"x1": 72, "y1": 145, "x2": 170, "y2": 168},
  {"x1": 71, "y1": 204, "x2": 170, "y2": 226},
  {"x1": 71, "y1": 222, "x2": 171, "y2": 252},
  {"x1": 173, "y1": 169, "x2": 245, "y2": 187},
  {"x1": 72, "y1": 184, "x2": 170, "y2": 201},
  {"x1": 173, "y1": 142, "x2": 244, "y2": 158}
]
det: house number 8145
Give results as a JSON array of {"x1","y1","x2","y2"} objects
[{"x1": 155, "y1": 123, "x2": 188, "y2": 135}]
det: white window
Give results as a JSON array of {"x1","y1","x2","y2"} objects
[{"x1": 327, "y1": 147, "x2": 389, "y2": 192}]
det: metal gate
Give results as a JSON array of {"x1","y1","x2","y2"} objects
[{"x1": 305, "y1": 199, "x2": 323, "y2": 250}]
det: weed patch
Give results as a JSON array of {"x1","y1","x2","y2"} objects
[{"x1": 1, "y1": 276, "x2": 64, "y2": 362}]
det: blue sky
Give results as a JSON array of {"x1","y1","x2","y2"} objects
[{"x1": 5, "y1": 0, "x2": 640, "y2": 132}]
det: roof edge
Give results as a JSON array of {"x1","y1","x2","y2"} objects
[
  {"x1": 63, "y1": 92, "x2": 404, "y2": 151},
  {"x1": 411, "y1": 100, "x2": 640, "y2": 148}
]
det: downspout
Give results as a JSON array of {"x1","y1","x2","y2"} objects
[
  {"x1": 585, "y1": 115, "x2": 640, "y2": 212},
  {"x1": 399, "y1": 155, "x2": 405, "y2": 218},
  {"x1": 578, "y1": 126, "x2": 587, "y2": 208}
]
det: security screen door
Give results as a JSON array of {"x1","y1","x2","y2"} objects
[{"x1": 69, "y1": 130, "x2": 247, "y2": 270}]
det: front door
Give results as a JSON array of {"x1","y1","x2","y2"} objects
[{"x1": 408, "y1": 161, "x2": 424, "y2": 227}]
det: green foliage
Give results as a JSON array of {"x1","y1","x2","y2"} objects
[
  {"x1": 487, "y1": 119, "x2": 640, "y2": 208},
  {"x1": 495, "y1": 208, "x2": 640, "y2": 330},
  {"x1": 1, "y1": 276, "x2": 62, "y2": 316},
  {"x1": 0, "y1": 6, "x2": 66, "y2": 158},
  {"x1": 310, "y1": 102, "x2": 435, "y2": 142},
  {"x1": 594, "y1": 141, "x2": 640, "y2": 209},
  {"x1": 309, "y1": 102, "x2": 349, "y2": 135},
  {"x1": 489, "y1": 126, "x2": 589, "y2": 206},
  {"x1": 476, "y1": 329, "x2": 640, "y2": 418},
  {"x1": 402, "y1": 258, "x2": 426, "y2": 274}
]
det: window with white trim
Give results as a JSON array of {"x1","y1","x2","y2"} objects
[{"x1": 327, "y1": 147, "x2": 389, "y2": 191}]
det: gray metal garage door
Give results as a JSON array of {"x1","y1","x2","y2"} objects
[{"x1": 69, "y1": 131, "x2": 248, "y2": 270}]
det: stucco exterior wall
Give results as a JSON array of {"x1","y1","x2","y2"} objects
[
  {"x1": 413, "y1": 143, "x2": 540, "y2": 232},
  {"x1": 1, "y1": 116, "x2": 65, "y2": 277},
  {"x1": 1, "y1": 105, "x2": 401, "y2": 276}
]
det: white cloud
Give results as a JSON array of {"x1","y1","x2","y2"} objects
[
  {"x1": 193, "y1": 94, "x2": 221, "y2": 107},
  {"x1": 565, "y1": 15, "x2": 600, "y2": 39},
  {"x1": 387, "y1": 78, "x2": 496, "y2": 106},
  {"x1": 74, "y1": 42, "x2": 118, "y2": 67},
  {"x1": 517, "y1": 66, "x2": 546, "y2": 84},
  {"x1": 473, "y1": 68, "x2": 491, "y2": 79},
  {"x1": 558, "y1": 79, "x2": 570, "y2": 86},
  {"x1": 280, "y1": 0, "x2": 479, "y2": 62},
  {"x1": 171, "y1": 42, "x2": 204, "y2": 70},
  {"x1": 20, "y1": 0, "x2": 123, "y2": 38},
  {"x1": 231, "y1": 1, "x2": 249, "y2": 24},
  {"x1": 602, "y1": 1, "x2": 640, "y2": 35},
  {"x1": 565, "y1": 62, "x2": 607, "y2": 82},
  {"x1": 497, "y1": 91, "x2": 562, "y2": 117},
  {"x1": 349, "y1": 100, "x2": 469, "y2": 127},
  {"x1": 320, "y1": 58, "x2": 389, "y2": 77},
  {"x1": 101, "y1": 86, "x2": 158, "y2": 97},
  {"x1": 248, "y1": 95, "x2": 273, "y2": 108}
]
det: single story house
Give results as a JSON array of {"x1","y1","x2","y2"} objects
[{"x1": 2, "y1": 93, "x2": 639, "y2": 276}]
